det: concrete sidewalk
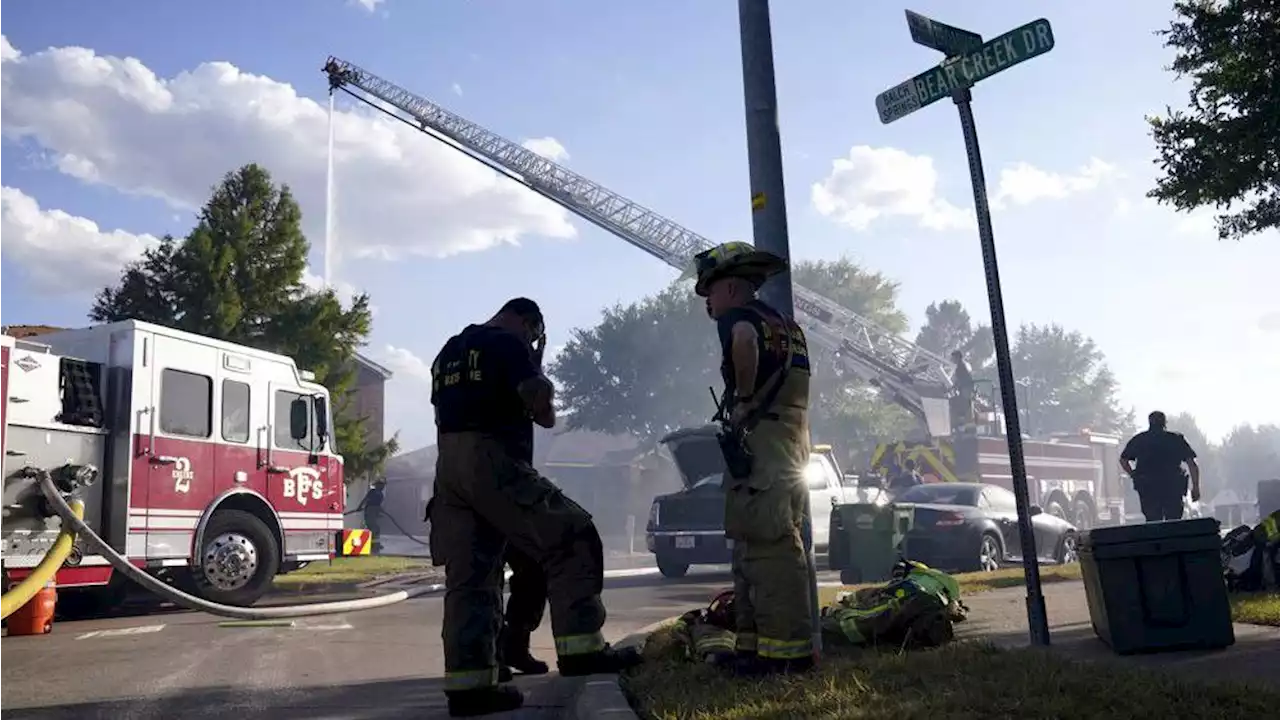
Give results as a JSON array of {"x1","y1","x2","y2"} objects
[{"x1": 960, "y1": 581, "x2": 1280, "y2": 687}]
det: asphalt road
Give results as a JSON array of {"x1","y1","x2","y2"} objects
[{"x1": 3, "y1": 565, "x2": 817, "y2": 719}]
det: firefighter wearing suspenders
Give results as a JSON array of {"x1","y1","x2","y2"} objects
[{"x1": 693, "y1": 241, "x2": 816, "y2": 676}]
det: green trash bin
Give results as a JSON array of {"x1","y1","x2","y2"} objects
[
  {"x1": 1079, "y1": 517, "x2": 1234, "y2": 655},
  {"x1": 828, "y1": 503, "x2": 915, "y2": 584}
]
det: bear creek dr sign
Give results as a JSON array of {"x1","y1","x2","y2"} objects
[{"x1": 875, "y1": 18, "x2": 1056, "y2": 125}]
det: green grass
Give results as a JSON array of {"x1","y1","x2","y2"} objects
[
  {"x1": 623, "y1": 630, "x2": 1279, "y2": 720},
  {"x1": 1231, "y1": 591, "x2": 1280, "y2": 626},
  {"x1": 271, "y1": 556, "x2": 435, "y2": 588}
]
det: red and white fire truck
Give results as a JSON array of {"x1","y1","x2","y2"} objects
[{"x1": 1, "y1": 320, "x2": 345, "y2": 611}]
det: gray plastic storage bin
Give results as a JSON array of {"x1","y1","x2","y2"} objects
[{"x1": 1079, "y1": 517, "x2": 1234, "y2": 655}]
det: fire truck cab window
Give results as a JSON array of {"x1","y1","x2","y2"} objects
[
  {"x1": 160, "y1": 369, "x2": 212, "y2": 438},
  {"x1": 221, "y1": 380, "x2": 251, "y2": 443},
  {"x1": 274, "y1": 389, "x2": 313, "y2": 450}
]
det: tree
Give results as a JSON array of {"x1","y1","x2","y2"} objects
[
  {"x1": 550, "y1": 258, "x2": 915, "y2": 460},
  {"x1": 1218, "y1": 424, "x2": 1280, "y2": 497},
  {"x1": 1008, "y1": 323, "x2": 1131, "y2": 436},
  {"x1": 1147, "y1": 0, "x2": 1280, "y2": 240},
  {"x1": 914, "y1": 299, "x2": 994, "y2": 375},
  {"x1": 91, "y1": 164, "x2": 398, "y2": 484}
]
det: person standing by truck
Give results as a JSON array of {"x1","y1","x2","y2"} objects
[
  {"x1": 693, "y1": 241, "x2": 815, "y2": 676},
  {"x1": 1119, "y1": 411, "x2": 1201, "y2": 522}
]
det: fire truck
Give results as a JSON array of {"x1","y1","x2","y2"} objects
[
  {"x1": 868, "y1": 426, "x2": 1127, "y2": 530},
  {"x1": 1, "y1": 320, "x2": 345, "y2": 611},
  {"x1": 320, "y1": 56, "x2": 1128, "y2": 532}
]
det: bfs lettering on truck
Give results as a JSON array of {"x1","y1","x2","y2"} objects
[{"x1": 1, "y1": 320, "x2": 345, "y2": 612}]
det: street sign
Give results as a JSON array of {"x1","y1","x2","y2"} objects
[
  {"x1": 905, "y1": 10, "x2": 983, "y2": 56},
  {"x1": 875, "y1": 18, "x2": 1055, "y2": 125}
]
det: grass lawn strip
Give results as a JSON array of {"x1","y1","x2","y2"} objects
[
  {"x1": 623, "y1": 630, "x2": 1280, "y2": 720},
  {"x1": 271, "y1": 556, "x2": 435, "y2": 588},
  {"x1": 1231, "y1": 591, "x2": 1280, "y2": 626}
]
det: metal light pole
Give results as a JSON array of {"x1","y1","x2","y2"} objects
[{"x1": 737, "y1": 0, "x2": 822, "y2": 659}]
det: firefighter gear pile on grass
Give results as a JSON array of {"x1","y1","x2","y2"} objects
[
  {"x1": 1223, "y1": 510, "x2": 1280, "y2": 593},
  {"x1": 672, "y1": 560, "x2": 969, "y2": 666}
]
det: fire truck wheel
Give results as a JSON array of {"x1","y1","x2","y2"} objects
[
  {"x1": 1071, "y1": 499, "x2": 1094, "y2": 530},
  {"x1": 191, "y1": 509, "x2": 280, "y2": 606},
  {"x1": 1045, "y1": 500, "x2": 1069, "y2": 523}
]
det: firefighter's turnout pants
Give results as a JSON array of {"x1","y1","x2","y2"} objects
[
  {"x1": 431, "y1": 432, "x2": 606, "y2": 692},
  {"x1": 724, "y1": 373, "x2": 814, "y2": 662}
]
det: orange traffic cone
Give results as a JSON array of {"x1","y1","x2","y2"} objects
[{"x1": 8, "y1": 582, "x2": 57, "y2": 636}]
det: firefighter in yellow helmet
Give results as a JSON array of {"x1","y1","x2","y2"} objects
[{"x1": 693, "y1": 242, "x2": 815, "y2": 675}]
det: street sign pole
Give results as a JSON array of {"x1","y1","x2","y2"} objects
[
  {"x1": 873, "y1": 12, "x2": 1057, "y2": 648},
  {"x1": 951, "y1": 86, "x2": 1050, "y2": 646},
  {"x1": 737, "y1": 0, "x2": 822, "y2": 660}
]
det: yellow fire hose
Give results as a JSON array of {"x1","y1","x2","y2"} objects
[{"x1": 1, "y1": 498, "x2": 86, "y2": 620}]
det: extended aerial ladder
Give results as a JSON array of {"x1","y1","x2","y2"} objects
[{"x1": 323, "y1": 57, "x2": 958, "y2": 438}]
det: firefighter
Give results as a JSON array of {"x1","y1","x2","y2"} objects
[
  {"x1": 693, "y1": 241, "x2": 815, "y2": 676},
  {"x1": 429, "y1": 297, "x2": 641, "y2": 717},
  {"x1": 950, "y1": 350, "x2": 976, "y2": 433},
  {"x1": 1119, "y1": 411, "x2": 1201, "y2": 522},
  {"x1": 355, "y1": 479, "x2": 386, "y2": 554}
]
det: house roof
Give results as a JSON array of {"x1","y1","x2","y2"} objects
[
  {"x1": 2, "y1": 324, "x2": 72, "y2": 339},
  {"x1": 355, "y1": 353, "x2": 394, "y2": 380}
]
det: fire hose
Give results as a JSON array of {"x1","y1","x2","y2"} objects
[
  {"x1": 344, "y1": 507, "x2": 431, "y2": 547},
  {"x1": 30, "y1": 470, "x2": 441, "y2": 620}
]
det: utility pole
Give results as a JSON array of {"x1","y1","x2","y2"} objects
[{"x1": 737, "y1": 0, "x2": 821, "y2": 659}]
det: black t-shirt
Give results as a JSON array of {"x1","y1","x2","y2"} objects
[
  {"x1": 364, "y1": 486, "x2": 385, "y2": 508},
  {"x1": 716, "y1": 300, "x2": 811, "y2": 400},
  {"x1": 1121, "y1": 429, "x2": 1196, "y2": 486},
  {"x1": 431, "y1": 324, "x2": 539, "y2": 461}
]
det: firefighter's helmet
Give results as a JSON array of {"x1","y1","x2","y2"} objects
[{"x1": 690, "y1": 241, "x2": 787, "y2": 297}]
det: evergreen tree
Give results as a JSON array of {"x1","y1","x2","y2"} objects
[{"x1": 92, "y1": 164, "x2": 397, "y2": 484}]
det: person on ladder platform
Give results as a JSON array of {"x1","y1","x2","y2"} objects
[
  {"x1": 428, "y1": 297, "x2": 642, "y2": 717},
  {"x1": 694, "y1": 242, "x2": 816, "y2": 676}
]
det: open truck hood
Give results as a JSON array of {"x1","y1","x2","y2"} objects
[{"x1": 659, "y1": 425, "x2": 726, "y2": 490}]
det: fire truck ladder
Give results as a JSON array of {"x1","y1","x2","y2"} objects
[{"x1": 323, "y1": 57, "x2": 956, "y2": 436}]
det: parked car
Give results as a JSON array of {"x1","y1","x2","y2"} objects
[
  {"x1": 894, "y1": 482, "x2": 1080, "y2": 573},
  {"x1": 644, "y1": 425, "x2": 875, "y2": 578}
]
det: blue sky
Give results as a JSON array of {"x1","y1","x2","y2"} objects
[{"x1": 3, "y1": 0, "x2": 1278, "y2": 451}]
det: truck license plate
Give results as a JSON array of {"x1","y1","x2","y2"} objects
[{"x1": 675, "y1": 535, "x2": 695, "y2": 549}]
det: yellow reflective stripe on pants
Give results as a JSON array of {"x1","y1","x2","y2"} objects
[
  {"x1": 444, "y1": 667, "x2": 499, "y2": 691},
  {"x1": 735, "y1": 631, "x2": 758, "y2": 652},
  {"x1": 554, "y1": 631, "x2": 606, "y2": 657},
  {"x1": 757, "y1": 636, "x2": 812, "y2": 660}
]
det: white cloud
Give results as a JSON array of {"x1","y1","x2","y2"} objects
[
  {"x1": 378, "y1": 344, "x2": 432, "y2": 383},
  {"x1": 810, "y1": 146, "x2": 972, "y2": 232},
  {"x1": 521, "y1": 137, "x2": 570, "y2": 163},
  {"x1": 451, "y1": 82, "x2": 463, "y2": 97},
  {"x1": 993, "y1": 157, "x2": 1119, "y2": 208},
  {"x1": 812, "y1": 148, "x2": 1124, "y2": 233},
  {"x1": 0, "y1": 36, "x2": 576, "y2": 275},
  {"x1": 349, "y1": 0, "x2": 385, "y2": 12},
  {"x1": 0, "y1": 186, "x2": 161, "y2": 293}
]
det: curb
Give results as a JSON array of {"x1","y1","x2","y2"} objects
[{"x1": 566, "y1": 618, "x2": 682, "y2": 720}]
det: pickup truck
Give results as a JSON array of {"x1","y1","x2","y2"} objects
[{"x1": 644, "y1": 425, "x2": 888, "y2": 578}]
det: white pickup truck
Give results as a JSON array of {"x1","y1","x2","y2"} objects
[{"x1": 643, "y1": 425, "x2": 888, "y2": 578}]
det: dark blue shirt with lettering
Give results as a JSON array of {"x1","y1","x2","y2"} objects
[
  {"x1": 431, "y1": 324, "x2": 538, "y2": 461},
  {"x1": 1121, "y1": 429, "x2": 1196, "y2": 490}
]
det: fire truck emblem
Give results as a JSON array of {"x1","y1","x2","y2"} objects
[
  {"x1": 283, "y1": 466, "x2": 324, "y2": 506},
  {"x1": 172, "y1": 457, "x2": 194, "y2": 494}
]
